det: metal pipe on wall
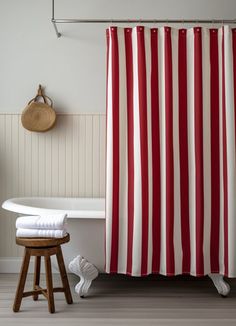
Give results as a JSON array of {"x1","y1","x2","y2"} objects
[{"x1": 51, "y1": 0, "x2": 236, "y2": 37}]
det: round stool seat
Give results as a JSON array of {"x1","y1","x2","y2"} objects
[{"x1": 16, "y1": 233, "x2": 70, "y2": 248}]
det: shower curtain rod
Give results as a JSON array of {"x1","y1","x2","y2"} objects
[
  {"x1": 52, "y1": 1, "x2": 236, "y2": 37},
  {"x1": 52, "y1": 18, "x2": 236, "y2": 38}
]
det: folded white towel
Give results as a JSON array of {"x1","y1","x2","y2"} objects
[
  {"x1": 16, "y1": 228, "x2": 67, "y2": 238},
  {"x1": 16, "y1": 214, "x2": 67, "y2": 230}
]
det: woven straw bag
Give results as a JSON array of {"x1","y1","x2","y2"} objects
[{"x1": 21, "y1": 85, "x2": 56, "y2": 132}]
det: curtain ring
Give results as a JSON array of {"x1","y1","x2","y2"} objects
[{"x1": 211, "y1": 19, "x2": 215, "y2": 31}]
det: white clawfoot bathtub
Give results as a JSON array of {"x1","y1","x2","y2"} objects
[
  {"x1": 2, "y1": 197, "x2": 105, "y2": 297},
  {"x1": 2, "y1": 197, "x2": 231, "y2": 298}
]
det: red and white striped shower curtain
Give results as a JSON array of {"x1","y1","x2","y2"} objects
[{"x1": 105, "y1": 26, "x2": 236, "y2": 277}]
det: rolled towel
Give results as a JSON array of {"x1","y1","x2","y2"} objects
[
  {"x1": 16, "y1": 228, "x2": 67, "y2": 238},
  {"x1": 16, "y1": 214, "x2": 67, "y2": 230}
]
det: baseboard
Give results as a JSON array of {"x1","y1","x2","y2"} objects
[{"x1": 0, "y1": 257, "x2": 60, "y2": 273}]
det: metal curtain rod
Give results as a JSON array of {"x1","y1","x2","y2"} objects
[{"x1": 51, "y1": 0, "x2": 236, "y2": 38}]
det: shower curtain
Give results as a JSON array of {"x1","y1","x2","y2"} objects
[{"x1": 105, "y1": 25, "x2": 236, "y2": 277}]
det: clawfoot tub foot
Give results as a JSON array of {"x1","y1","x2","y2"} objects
[
  {"x1": 68, "y1": 255, "x2": 99, "y2": 297},
  {"x1": 208, "y1": 274, "x2": 230, "y2": 297}
]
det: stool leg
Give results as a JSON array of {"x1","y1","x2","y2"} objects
[
  {"x1": 44, "y1": 255, "x2": 55, "y2": 313},
  {"x1": 33, "y1": 256, "x2": 41, "y2": 301},
  {"x1": 13, "y1": 248, "x2": 31, "y2": 312},
  {"x1": 56, "y1": 246, "x2": 73, "y2": 304}
]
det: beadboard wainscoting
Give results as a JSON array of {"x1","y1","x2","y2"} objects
[{"x1": 0, "y1": 113, "x2": 106, "y2": 271}]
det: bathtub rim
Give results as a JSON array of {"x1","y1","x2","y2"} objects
[{"x1": 2, "y1": 197, "x2": 106, "y2": 219}]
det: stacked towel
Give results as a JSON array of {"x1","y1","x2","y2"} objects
[
  {"x1": 16, "y1": 214, "x2": 67, "y2": 230},
  {"x1": 16, "y1": 214, "x2": 68, "y2": 238},
  {"x1": 16, "y1": 228, "x2": 67, "y2": 238}
]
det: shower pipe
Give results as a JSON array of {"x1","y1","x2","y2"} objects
[{"x1": 51, "y1": 0, "x2": 236, "y2": 38}]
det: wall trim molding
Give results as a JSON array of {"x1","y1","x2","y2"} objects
[
  {"x1": 0, "y1": 257, "x2": 60, "y2": 274},
  {"x1": 0, "y1": 112, "x2": 106, "y2": 116}
]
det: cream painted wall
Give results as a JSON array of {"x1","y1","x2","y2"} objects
[{"x1": 1, "y1": 0, "x2": 236, "y2": 113}]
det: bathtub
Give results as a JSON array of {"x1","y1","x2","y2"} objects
[
  {"x1": 2, "y1": 197, "x2": 231, "y2": 298},
  {"x1": 2, "y1": 197, "x2": 106, "y2": 271}
]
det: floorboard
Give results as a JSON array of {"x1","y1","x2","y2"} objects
[{"x1": 0, "y1": 273, "x2": 236, "y2": 326}]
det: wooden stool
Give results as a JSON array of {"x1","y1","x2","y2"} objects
[{"x1": 14, "y1": 234, "x2": 73, "y2": 313}]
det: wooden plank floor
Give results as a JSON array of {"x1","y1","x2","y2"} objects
[{"x1": 0, "y1": 273, "x2": 236, "y2": 326}]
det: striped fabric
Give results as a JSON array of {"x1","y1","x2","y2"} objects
[{"x1": 105, "y1": 26, "x2": 236, "y2": 277}]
